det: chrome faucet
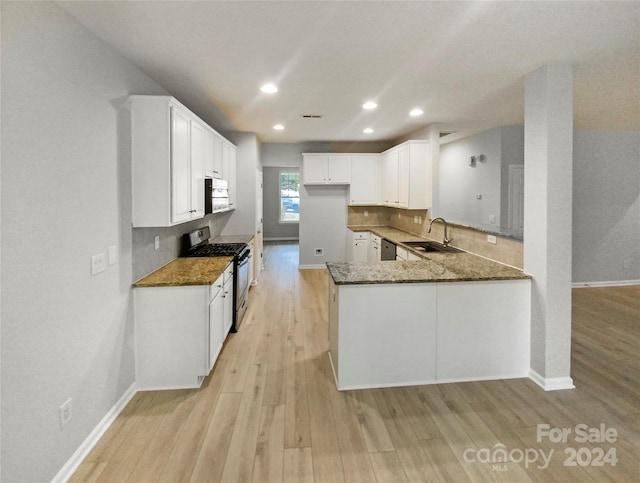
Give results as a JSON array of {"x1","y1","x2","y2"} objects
[{"x1": 428, "y1": 217, "x2": 452, "y2": 246}]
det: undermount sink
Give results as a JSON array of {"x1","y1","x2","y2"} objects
[{"x1": 401, "y1": 240, "x2": 462, "y2": 253}]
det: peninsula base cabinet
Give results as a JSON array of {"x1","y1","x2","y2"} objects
[
  {"x1": 134, "y1": 265, "x2": 232, "y2": 390},
  {"x1": 328, "y1": 278, "x2": 531, "y2": 390}
]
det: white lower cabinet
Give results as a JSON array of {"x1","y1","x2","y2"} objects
[
  {"x1": 208, "y1": 276, "x2": 225, "y2": 371},
  {"x1": 134, "y1": 263, "x2": 232, "y2": 390},
  {"x1": 348, "y1": 230, "x2": 369, "y2": 262},
  {"x1": 328, "y1": 278, "x2": 531, "y2": 390},
  {"x1": 368, "y1": 234, "x2": 381, "y2": 262}
]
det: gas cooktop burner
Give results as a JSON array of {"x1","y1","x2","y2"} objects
[{"x1": 187, "y1": 242, "x2": 247, "y2": 258}]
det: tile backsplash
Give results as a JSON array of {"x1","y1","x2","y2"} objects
[{"x1": 348, "y1": 206, "x2": 524, "y2": 269}]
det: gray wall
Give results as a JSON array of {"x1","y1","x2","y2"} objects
[
  {"x1": 263, "y1": 167, "x2": 300, "y2": 240},
  {"x1": 1, "y1": 2, "x2": 165, "y2": 480},
  {"x1": 439, "y1": 127, "x2": 506, "y2": 231},
  {"x1": 221, "y1": 131, "x2": 260, "y2": 236},
  {"x1": 573, "y1": 130, "x2": 640, "y2": 284}
]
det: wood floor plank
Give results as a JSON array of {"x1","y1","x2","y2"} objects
[
  {"x1": 126, "y1": 391, "x2": 197, "y2": 482},
  {"x1": 70, "y1": 245, "x2": 640, "y2": 483},
  {"x1": 325, "y1": 386, "x2": 377, "y2": 483},
  {"x1": 284, "y1": 343, "x2": 311, "y2": 449},
  {"x1": 350, "y1": 389, "x2": 395, "y2": 453},
  {"x1": 220, "y1": 363, "x2": 267, "y2": 483},
  {"x1": 189, "y1": 392, "x2": 242, "y2": 483},
  {"x1": 283, "y1": 447, "x2": 314, "y2": 483},
  {"x1": 158, "y1": 357, "x2": 230, "y2": 482},
  {"x1": 252, "y1": 405, "x2": 285, "y2": 482},
  {"x1": 368, "y1": 450, "x2": 409, "y2": 483}
]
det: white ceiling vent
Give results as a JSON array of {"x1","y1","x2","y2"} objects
[{"x1": 301, "y1": 114, "x2": 323, "y2": 119}]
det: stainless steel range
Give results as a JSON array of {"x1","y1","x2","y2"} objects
[{"x1": 183, "y1": 227, "x2": 250, "y2": 332}]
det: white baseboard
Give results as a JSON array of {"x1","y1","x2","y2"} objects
[
  {"x1": 52, "y1": 383, "x2": 137, "y2": 483},
  {"x1": 529, "y1": 369, "x2": 575, "y2": 391},
  {"x1": 572, "y1": 279, "x2": 640, "y2": 288},
  {"x1": 263, "y1": 237, "x2": 299, "y2": 242},
  {"x1": 298, "y1": 264, "x2": 327, "y2": 269}
]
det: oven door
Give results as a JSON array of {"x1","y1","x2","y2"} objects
[{"x1": 235, "y1": 251, "x2": 251, "y2": 328}]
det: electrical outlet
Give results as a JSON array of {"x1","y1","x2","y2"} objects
[
  {"x1": 154, "y1": 235, "x2": 160, "y2": 250},
  {"x1": 364, "y1": 210, "x2": 368, "y2": 217},
  {"x1": 489, "y1": 214, "x2": 496, "y2": 224},
  {"x1": 91, "y1": 253, "x2": 106, "y2": 275},
  {"x1": 487, "y1": 235, "x2": 497, "y2": 244},
  {"x1": 60, "y1": 398, "x2": 72, "y2": 428},
  {"x1": 314, "y1": 248, "x2": 324, "y2": 256}
]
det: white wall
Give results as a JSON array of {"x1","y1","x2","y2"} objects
[
  {"x1": 0, "y1": 3, "x2": 168, "y2": 480},
  {"x1": 573, "y1": 130, "x2": 640, "y2": 284}
]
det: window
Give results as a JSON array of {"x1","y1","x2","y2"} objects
[{"x1": 279, "y1": 171, "x2": 300, "y2": 223}]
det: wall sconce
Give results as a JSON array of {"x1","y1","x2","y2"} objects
[{"x1": 469, "y1": 154, "x2": 486, "y2": 167}]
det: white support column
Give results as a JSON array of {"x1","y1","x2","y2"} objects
[
  {"x1": 524, "y1": 64, "x2": 575, "y2": 391},
  {"x1": 426, "y1": 124, "x2": 440, "y2": 216}
]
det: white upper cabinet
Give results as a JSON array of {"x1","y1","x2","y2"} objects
[
  {"x1": 130, "y1": 95, "x2": 235, "y2": 227},
  {"x1": 349, "y1": 155, "x2": 379, "y2": 205},
  {"x1": 303, "y1": 154, "x2": 351, "y2": 184},
  {"x1": 380, "y1": 141, "x2": 431, "y2": 210},
  {"x1": 380, "y1": 149, "x2": 399, "y2": 205},
  {"x1": 225, "y1": 142, "x2": 237, "y2": 210}
]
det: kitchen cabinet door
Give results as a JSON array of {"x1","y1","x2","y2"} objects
[
  {"x1": 350, "y1": 155, "x2": 379, "y2": 204},
  {"x1": 212, "y1": 133, "x2": 223, "y2": 179},
  {"x1": 171, "y1": 106, "x2": 193, "y2": 224},
  {"x1": 380, "y1": 149, "x2": 399, "y2": 206},
  {"x1": 397, "y1": 145, "x2": 410, "y2": 208},
  {"x1": 368, "y1": 234, "x2": 381, "y2": 262},
  {"x1": 353, "y1": 240, "x2": 368, "y2": 263},
  {"x1": 189, "y1": 121, "x2": 206, "y2": 220},
  {"x1": 328, "y1": 155, "x2": 351, "y2": 183},
  {"x1": 303, "y1": 154, "x2": 329, "y2": 183},
  {"x1": 303, "y1": 154, "x2": 351, "y2": 184},
  {"x1": 208, "y1": 282, "x2": 225, "y2": 371}
]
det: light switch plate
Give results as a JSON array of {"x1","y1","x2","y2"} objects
[
  {"x1": 154, "y1": 236, "x2": 160, "y2": 250},
  {"x1": 91, "y1": 253, "x2": 106, "y2": 275},
  {"x1": 487, "y1": 235, "x2": 497, "y2": 244}
]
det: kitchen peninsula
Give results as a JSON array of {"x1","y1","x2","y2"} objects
[{"x1": 327, "y1": 230, "x2": 532, "y2": 391}]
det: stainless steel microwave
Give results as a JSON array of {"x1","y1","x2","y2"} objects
[{"x1": 204, "y1": 178, "x2": 230, "y2": 214}]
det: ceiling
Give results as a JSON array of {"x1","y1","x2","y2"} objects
[{"x1": 58, "y1": 1, "x2": 640, "y2": 144}]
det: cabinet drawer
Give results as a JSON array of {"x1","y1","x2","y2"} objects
[
  {"x1": 371, "y1": 234, "x2": 381, "y2": 245},
  {"x1": 210, "y1": 273, "x2": 224, "y2": 301},
  {"x1": 223, "y1": 264, "x2": 234, "y2": 284},
  {"x1": 352, "y1": 231, "x2": 369, "y2": 241}
]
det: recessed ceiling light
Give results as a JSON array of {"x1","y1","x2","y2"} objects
[
  {"x1": 362, "y1": 101, "x2": 377, "y2": 110},
  {"x1": 273, "y1": 123, "x2": 285, "y2": 130},
  {"x1": 363, "y1": 128, "x2": 374, "y2": 134},
  {"x1": 261, "y1": 84, "x2": 278, "y2": 94},
  {"x1": 409, "y1": 108, "x2": 424, "y2": 117}
]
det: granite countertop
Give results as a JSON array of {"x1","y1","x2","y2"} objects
[
  {"x1": 333, "y1": 225, "x2": 531, "y2": 285},
  {"x1": 134, "y1": 256, "x2": 233, "y2": 287},
  {"x1": 211, "y1": 234, "x2": 254, "y2": 244}
]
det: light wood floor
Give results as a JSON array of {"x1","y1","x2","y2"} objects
[{"x1": 72, "y1": 243, "x2": 640, "y2": 482}]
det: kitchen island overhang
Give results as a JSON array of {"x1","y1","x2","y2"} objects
[{"x1": 326, "y1": 256, "x2": 532, "y2": 391}]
